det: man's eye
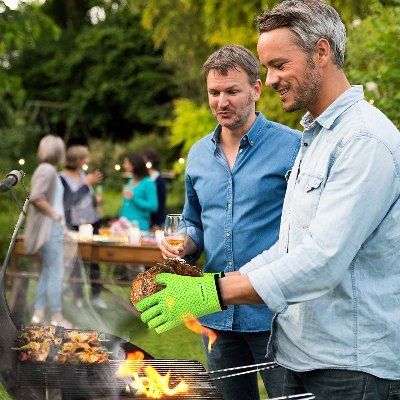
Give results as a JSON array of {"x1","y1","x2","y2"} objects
[
  {"x1": 275, "y1": 63, "x2": 285, "y2": 70},
  {"x1": 228, "y1": 90, "x2": 238, "y2": 95}
]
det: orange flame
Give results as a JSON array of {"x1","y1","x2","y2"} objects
[
  {"x1": 183, "y1": 317, "x2": 218, "y2": 352},
  {"x1": 115, "y1": 352, "x2": 188, "y2": 398}
]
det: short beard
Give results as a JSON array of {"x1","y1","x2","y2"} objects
[
  {"x1": 285, "y1": 57, "x2": 322, "y2": 113},
  {"x1": 219, "y1": 92, "x2": 255, "y2": 130}
]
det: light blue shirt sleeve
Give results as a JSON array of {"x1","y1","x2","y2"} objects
[{"x1": 246, "y1": 136, "x2": 399, "y2": 313}]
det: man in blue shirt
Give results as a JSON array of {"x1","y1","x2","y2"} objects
[
  {"x1": 137, "y1": 2, "x2": 400, "y2": 399},
  {"x1": 159, "y1": 45, "x2": 300, "y2": 399}
]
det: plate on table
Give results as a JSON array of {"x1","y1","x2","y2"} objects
[{"x1": 92, "y1": 235, "x2": 120, "y2": 243}]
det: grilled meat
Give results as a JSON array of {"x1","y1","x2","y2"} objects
[
  {"x1": 15, "y1": 326, "x2": 108, "y2": 364},
  {"x1": 130, "y1": 258, "x2": 203, "y2": 305}
]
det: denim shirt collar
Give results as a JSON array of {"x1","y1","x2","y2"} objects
[
  {"x1": 300, "y1": 85, "x2": 365, "y2": 131},
  {"x1": 211, "y1": 111, "x2": 264, "y2": 148}
]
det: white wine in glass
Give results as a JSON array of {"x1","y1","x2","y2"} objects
[{"x1": 164, "y1": 214, "x2": 187, "y2": 250}]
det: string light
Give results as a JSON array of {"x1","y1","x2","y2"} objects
[
  {"x1": 82, "y1": 164, "x2": 89, "y2": 171},
  {"x1": 115, "y1": 164, "x2": 121, "y2": 171},
  {"x1": 178, "y1": 158, "x2": 185, "y2": 164},
  {"x1": 18, "y1": 158, "x2": 25, "y2": 165},
  {"x1": 146, "y1": 162, "x2": 152, "y2": 169}
]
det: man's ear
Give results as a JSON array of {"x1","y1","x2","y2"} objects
[
  {"x1": 253, "y1": 79, "x2": 262, "y2": 102},
  {"x1": 314, "y1": 38, "x2": 331, "y2": 67}
]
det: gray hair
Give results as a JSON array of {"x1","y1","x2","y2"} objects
[
  {"x1": 203, "y1": 45, "x2": 260, "y2": 86},
  {"x1": 257, "y1": 0, "x2": 346, "y2": 69},
  {"x1": 37, "y1": 134, "x2": 66, "y2": 165}
]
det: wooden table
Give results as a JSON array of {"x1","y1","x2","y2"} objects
[{"x1": 6, "y1": 236, "x2": 163, "y2": 315}]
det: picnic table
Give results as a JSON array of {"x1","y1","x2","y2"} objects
[{"x1": 5, "y1": 236, "x2": 163, "y2": 316}]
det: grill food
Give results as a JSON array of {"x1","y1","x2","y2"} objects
[
  {"x1": 15, "y1": 326, "x2": 109, "y2": 364},
  {"x1": 130, "y1": 258, "x2": 203, "y2": 305}
]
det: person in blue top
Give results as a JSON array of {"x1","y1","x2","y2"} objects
[
  {"x1": 138, "y1": 2, "x2": 400, "y2": 399},
  {"x1": 141, "y1": 148, "x2": 167, "y2": 231},
  {"x1": 158, "y1": 45, "x2": 301, "y2": 400},
  {"x1": 120, "y1": 152, "x2": 158, "y2": 231}
]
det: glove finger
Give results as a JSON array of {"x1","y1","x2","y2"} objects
[
  {"x1": 155, "y1": 318, "x2": 182, "y2": 334},
  {"x1": 136, "y1": 293, "x2": 161, "y2": 312},
  {"x1": 147, "y1": 313, "x2": 167, "y2": 330},
  {"x1": 140, "y1": 304, "x2": 162, "y2": 324}
]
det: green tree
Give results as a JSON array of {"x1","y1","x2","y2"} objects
[
  {"x1": 0, "y1": 2, "x2": 59, "y2": 172},
  {"x1": 10, "y1": 3, "x2": 176, "y2": 143},
  {"x1": 345, "y1": 4, "x2": 400, "y2": 128}
]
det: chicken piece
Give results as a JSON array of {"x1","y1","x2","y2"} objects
[{"x1": 130, "y1": 258, "x2": 203, "y2": 305}]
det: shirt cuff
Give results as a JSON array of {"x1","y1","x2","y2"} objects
[
  {"x1": 247, "y1": 266, "x2": 287, "y2": 314},
  {"x1": 184, "y1": 226, "x2": 203, "y2": 265}
]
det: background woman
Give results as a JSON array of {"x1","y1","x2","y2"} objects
[
  {"x1": 141, "y1": 148, "x2": 167, "y2": 231},
  {"x1": 60, "y1": 145, "x2": 106, "y2": 309},
  {"x1": 120, "y1": 152, "x2": 158, "y2": 231},
  {"x1": 24, "y1": 134, "x2": 73, "y2": 328}
]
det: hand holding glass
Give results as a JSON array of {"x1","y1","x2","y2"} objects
[{"x1": 164, "y1": 214, "x2": 187, "y2": 250}]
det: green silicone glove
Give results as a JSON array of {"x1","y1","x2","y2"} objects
[{"x1": 136, "y1": 273, "x2": 225, "y2": 334}]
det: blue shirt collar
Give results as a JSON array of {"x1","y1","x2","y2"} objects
[{"x1": 301, "y1": 85, "x2": 365, "y2": 130}]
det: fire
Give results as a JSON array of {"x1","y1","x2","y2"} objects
[
  {"x1": 115, "y1": 351, "x2": 144, "y2": 377},
  {"x1": 183, "y1": 317, "x2": 218, "y2": 352},
  {"x1": 116, "y1": 352, "x2": 189, "y2": 398}
]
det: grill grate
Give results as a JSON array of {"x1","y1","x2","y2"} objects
[{"x1": 17, "y1": 359, "x2": 222, "y2": 399}]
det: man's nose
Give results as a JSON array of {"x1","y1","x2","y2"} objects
[
  {"x1": 265, "y1": 70, "x2": 279, "y2": 88},
  {"x1": 218, "y1": 93, "x2": 229, "y2": 108}
]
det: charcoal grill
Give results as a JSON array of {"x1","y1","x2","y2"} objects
[{"x1": 0, "y1": 186, "x2": 222, "y2": 399}]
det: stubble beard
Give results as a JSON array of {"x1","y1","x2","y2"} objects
[
  {"x1": 284, "y1": 58, "x2": 322, "y2": 113},
  {"x1": 215, "y1": 92, "x2": 255, "y2": 130}
]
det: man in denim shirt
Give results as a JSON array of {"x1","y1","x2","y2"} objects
[
  {"x1": 138, "y1": 1, "x2": 400, "y2": 399},
  {"x1": 159, "y1": 45, "x2": 300, "y2": 399}
]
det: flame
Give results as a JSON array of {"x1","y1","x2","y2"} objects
[
  {"x1": 116, "y1": 352, "x2": 188, "y2": 398},
  {"x1": 115, "y1": 351, "x2": 145, "y2": 377},
  {"x1": 129, "y1": 366, "x2": 188, "y2": 398},
  {"x1": 183, "y1": 317, "x2": 218, "y2": 352}
]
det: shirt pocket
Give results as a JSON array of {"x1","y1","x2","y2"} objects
[{"x1": 294, "y1": 174, "x2": 324, "y2": 230}]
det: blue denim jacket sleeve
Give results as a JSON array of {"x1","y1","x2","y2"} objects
[
  {"x1": 246, "y1": 135, "x2": 400, "y2": 313},
  {"x1": 183, "y1": 171, "x2": 204, "y2": 264}
]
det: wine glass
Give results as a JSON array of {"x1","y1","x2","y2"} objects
[{"x1": 164, "y1": 214, "x2": 187, "y2": 250}]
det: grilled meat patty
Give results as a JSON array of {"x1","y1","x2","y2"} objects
[{"x1": 130, "y1": 258, "x2": 203, "y2": 305}]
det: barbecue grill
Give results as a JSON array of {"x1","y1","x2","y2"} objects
[{"x1": 0, "y1": 185, "x2": 222, "y2": 399}]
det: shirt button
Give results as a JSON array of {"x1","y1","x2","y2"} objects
[
  {"x1": 227, "y1": 202, "x2": 231, "y2": 208},
  {"x1": 228, "y1": 261, "x2": 233, "y2": 266},
  {"x1": 304, "y1": 142, "x2": 309, "y2": 147},
  {"x1": 226, "y1": 232, "x2": 230, "y2": 237},
  {"x1": 239, "y1": 148, "x2": 243, "y2": 153}
]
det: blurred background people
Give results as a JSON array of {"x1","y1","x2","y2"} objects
[
  {"x1": 119, "y1": 152, "x2": 158, "y2": 231},
  {"x1": 141, "y1": 148, "x2": 167, "y2": 231},
  {"x1": 60, "y1": 145, "x2": 106, "y2": 309},
  {"x1": 24, "y1": 134, "x2": 73, "y2": 328}
]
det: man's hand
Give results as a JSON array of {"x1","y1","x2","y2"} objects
[
  {"x1": 159, "y1": 235, "x2": 197, "y2": 259},
  {"x1": 136, "y1": 273, "x2": 224, "y2": 333}
]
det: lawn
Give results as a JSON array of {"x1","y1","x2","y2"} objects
[{"x1": 1, "y1": 271, "x2": 269, "y2": 399}]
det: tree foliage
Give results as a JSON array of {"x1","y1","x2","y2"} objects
[
  {"x1": 9, "y1": 2, "x2": 176, "y2": 144},
  {"x1": 0, "y1": 2, "x2": 60, "y2": 172},
  {"x1": 345, "y1": 4, "x2": 400, "y2": 127}
]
